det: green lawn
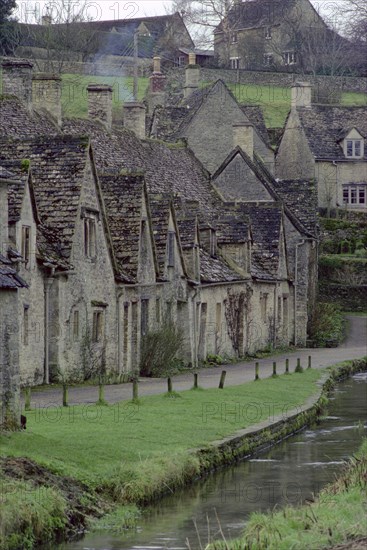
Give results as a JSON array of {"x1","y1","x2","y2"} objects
[
  {"x1": 60, "y1": 73, "x2": 149, "y2": 118},
  {"x1": 1, "y1": 369, "x2": 323, "y2": 494},
  {"x1": 225, "y1": 82, "x2": 366, "y2": 128}
]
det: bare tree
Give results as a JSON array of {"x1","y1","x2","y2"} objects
[{"x1": 20, "y1": 0, "x2": 100, "y2": 73}]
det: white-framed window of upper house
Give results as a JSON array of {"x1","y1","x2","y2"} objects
[
  {"x1": 343, "y1": 129, "x2": 364, "y2": 159},
  {"x1": 230, "y1": 57, "x2": 240, "y2": 69}
]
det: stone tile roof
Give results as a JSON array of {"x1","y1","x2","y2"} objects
[
  {"x1": 62, "y1": 119, "x2": 220, "y2": 219},
  {"x1": 148, "y1": 193, "x2": 171, "y2": 277},
  {"x1": 0, "y1": 135, "x2": 90, "y2": 267},
  {"x1": 238, "y1": 203, "x2": 283, "y2": 280},
  {"x1": 272, "y1": 179, "x2": 318, "y2": 235},
  {"x1": 0, "y1": 96, "x2": 59, "y2": 138},
  {"x1": 199, "y1": 248, "x2": 245, "y2": 284},
  {"x1": 0, "y1": 161, "x2": 28, "y2": 223},
  {"x1": 296, "y1": 106, "x2": 367, "y2": 160},
  {"x1": 216, "y1": 212, "x2": 250, "y2": 245},
  {"x1": 99, "y1": 173, "x2": 146, "y2": 282},
  {"x1": 0, "y1": 254, "x2": 27, "y2": 289}
]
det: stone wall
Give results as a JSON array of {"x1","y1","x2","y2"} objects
[
  {"x1": 318, "y1": 282, "x2": 367, "y2": 311},
  {"x1": 168, "y1": 67, "x2": 367, "y2": 95},
  {"x1": 0, "y1": 290, "x2": 20, "y2": 427}
]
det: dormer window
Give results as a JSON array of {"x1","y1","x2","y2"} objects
[{"x1": 346, "y1": 139, "x2": 363, "y2": 158}]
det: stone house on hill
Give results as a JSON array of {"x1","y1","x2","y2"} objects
[
  {"x1": 0, "y1": 58, "x2": 318, "y2": 390},
  {"x1": 214, "y1": 0, "x2": 350, "y2": 73},
  {"x1": 276, "y1": 82, "x2": 367, "y2": 212}
]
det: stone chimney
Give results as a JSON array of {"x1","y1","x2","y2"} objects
[
  {"x1": 291, "y1": 81, "x2": 312, "y2": 110},
  {"x1": 184, "y1": 53, "x2": 200, "y2": 99},
  {"x1": 123, "y1": 102, "x2": 146, "y2": 139},
  {"x1": 233, "y1": 122, "x2": 254, "y2": 160},
  {"x1": 1, "y1": 59, "x2": 33, "y2": 111},
  {"x1": 87, "y1": 84, "x2": 113, "y2": 129},
  {"x1": 32, "y1": 74, "x2": 62, "y2": 126},
  {"x1": 147, "y1": 56, "x2": 166, "y2": 113}
]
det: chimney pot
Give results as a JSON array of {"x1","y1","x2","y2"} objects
[
  {"x1": 233, "y1": 122, "x2": 254, "y2": 160},
  {"x1": 32, "y1": 73, "x2": 62, "y2": 126},
  {"x1": 87, "y1": 84, "x2": 113, "y2": 129},
  {"x1": 291, "y1": 81, "x2": 312, "y2": 110},
  {"x1": 188, "y1": 52, "x2": 196, "y2": 65},
  {"x1": 1, "y1": 58, "x2": 33, "y2": 111},
  {"x1": 123, "y1": 101, "x2": 146, "y2": 139}
]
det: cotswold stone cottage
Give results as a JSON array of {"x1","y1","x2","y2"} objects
[
  {"x1": 0, "y1": 58, "x2": 318, "y2": 394},
  {"x1": 276, "y1": 82, "x2": 367, "y2": 213}
]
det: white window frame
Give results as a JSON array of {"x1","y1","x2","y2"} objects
[
  {"x1": 265, "y1": 26, "x2": 272, "y2": 39},
  {"x1": 230, "y1": 57, "x2": 240, "y2": 69},
  {"x1": 345, "y1": 139, "x2": 364, "y2": 159},
  {"x1": 263, "y1": 53, "x2": 273, "y2": 66},
  {"x1": 342, "y1": 184, "x2": 366, "y2": 206},
  {"x1": 283, "y1": 51, "x2": 297, "y2": 65}
]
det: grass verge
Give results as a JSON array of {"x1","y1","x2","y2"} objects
[
  {"x1": 210, "y1": 437, "x2": 367, "y2": 550},
  {"x1": 0, "y1": 359, "x2": 365, "y2": 549}
]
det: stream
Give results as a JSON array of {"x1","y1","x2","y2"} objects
[{"x1": 57, "y1": 371, "x2": 367, "y2": 550}]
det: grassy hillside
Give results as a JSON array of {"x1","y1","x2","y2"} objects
[{"x1": 0, "y1": 70, "x2": 365, "y2": 128}]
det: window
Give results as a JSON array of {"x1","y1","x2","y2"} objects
[
  {"x1": 260, "y1": 293, "x2": 268, "y2": 323},
  {"x1": 263, "y1": 53, "x2": 273, "y2": 66},
  {"x1": 342, "y1": 184, "x2": 366, "y2": 206},
  {"x1": 231, "y1": 32, "x2": 238, "y2": 43},
  {"x1": 283, "y1": 51, "x2": 297, "y2": 65},
  {"x1": 156, "y1": 298, "x2": 161, "y2": 324},
  {"x1": 73, "y1": 310, "x2": 79, "y2": 342},
  {"x1": 23, "y1": 306, "x2": 29, "y2": 345},
  {"x1": 168, "y1": 232, "x2": 175, "y2": 267},
  {"x1": 265, "y1": 27, "x2": 272, "y2": 39},
  {"x1": 141, "y1": 299, "x2": 149, "y2": 337},
  {"x1": 230, "y1": 57, "x2": 240, "y2": 69},
  {"x1": 177, "y1": 55, "x2": 185, "y2": 66},
  {"x1": 92, "y1": 311, "x2": 103, "y2": 342},
  {"x1": 345, "y1": 139, "x2": 363, "y2": 158},
  {"x1": 84, "y1": 217, "x2": 96, "y2": 258},
  {"x1": 21, "y1": 226, "x2": 31, "y2": 267}
]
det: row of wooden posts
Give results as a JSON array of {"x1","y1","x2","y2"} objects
[{"x1": 23, "y1": 356, "x2": 312, "y2": 410}]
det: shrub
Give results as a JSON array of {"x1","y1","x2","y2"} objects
[
  {"x1": 308, "y1": 303, "x2": 343, "y2": 347},
  {"x1": 139, "y1": 323, "x2": 184, "y2": 377}
]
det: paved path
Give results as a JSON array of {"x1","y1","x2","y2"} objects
[{"x1": 24, "y1": 315, "x2": 367, "y2": 409}]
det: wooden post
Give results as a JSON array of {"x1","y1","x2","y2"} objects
[
  {"x1": 272, "y1": 361, "x2": 277, "y2": 376},
  {"x1": 308, "y1": 355, "x2": 312, "y2": 369},
  {"x1": 98, "y1": 383, "x2": 106, "y2": 405},
  {"x1": 285, "y1": 358, "x2": 289, "y2": 374},
  {"x1": 219, "y1": 370, "x2": 226, "y2": 389},
  {"x1": 24, "y1": 387, "x2": 31, "y2": 411},
  {"x1": 255, "y1": 362, "x2": 259, "y2": 380},
  {"x1": 295, "y1": 358, "x2": 303, "y2": 373},
  {"x1": 167, "y1": 377, "x2": 173, "y2": 393},
  {"x1": 194, "y1": 373, "x2": 198, "y2": 388},
  {"x1": 133, "y1": 379, "x2": 138, "y2": 401},
  {"x1": 62, "y1": 384, "x2": 68, "y2": 407}
]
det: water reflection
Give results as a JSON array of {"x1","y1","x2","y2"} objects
[{"x1": 56, "y1": 373, "x2": 367, "y2": 550}]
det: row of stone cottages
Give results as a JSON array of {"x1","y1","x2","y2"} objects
[{"x1": 0, "y1": 58, "x2": 318, "y2": 423}]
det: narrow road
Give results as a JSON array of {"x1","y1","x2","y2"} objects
[{"x1": 24, "y1": 315, "x2": 367, "y2": 409}]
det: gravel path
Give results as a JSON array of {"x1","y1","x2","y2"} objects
[{"x1": 23, "y1": 315, "x2": 367, "y2": 409}]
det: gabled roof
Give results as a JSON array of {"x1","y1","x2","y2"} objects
[
  {"x1": 199, "y1": 248, "x2": 245, "y2": 284},
  {"x1": 0, "y1": 254, "x2": 27, "y2": 289},
  {"x1": 148, "y1": 193, "x2": 171, "y2": 277},
  {"x1": 213, "y1": 145, "x2": 317, "y2": 238},
  {"x1": 0, "y1": 160, "x2": 40, "y2": 225},
  {"x1": 272, "y1": 179, "x2": 318, "y2": 235},
  {"x1": 0, "y1": 135, "x2": 90, "y2": 266},
  {"x1": 216, "y1": 211, "x2": 251, "y2": 245},
  {"x1": 62, "y1": 118, "x2": 220, "y2": 219},
  {"x1": 99, "y1": 172, "x2": 149, "y2": 282},
  {"x1": 296, "y1": 106, "x2": 367, "y2": 160},
  {"x1": 150, "y1": 80, "x2": 272, "y2": 153},
  {"x1": 238, "y1": 203, "x2": 283, "y2": 280}
]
